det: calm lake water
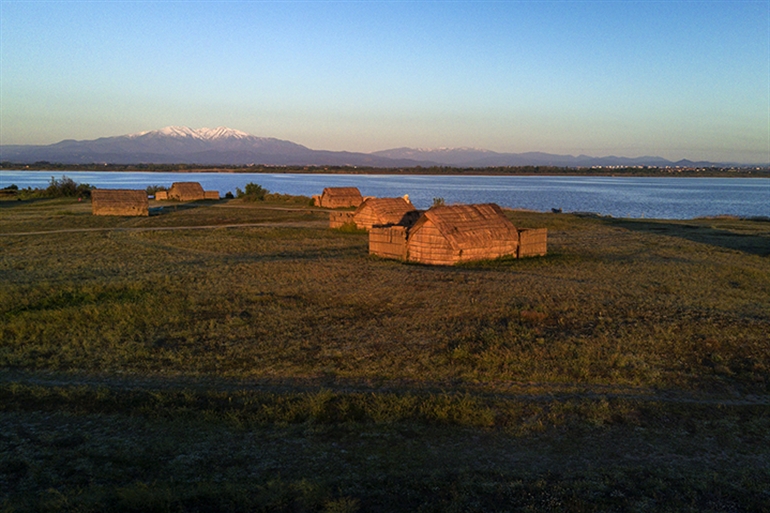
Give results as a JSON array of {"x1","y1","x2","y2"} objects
[{"x1": 2, "y1": 170, "x2": 769, "y2": 220}]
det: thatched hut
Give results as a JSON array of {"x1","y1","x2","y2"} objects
[
  {"x1": 91, "y1": 189, "x2": 149, "y2": 217},
  {"x1": 168, "y1": 182, "x2": 205, "y2": 201},
  {"x1": 314, "y1": 187, "x2": 363, "y2": 208},
  {"x1": 406, "y1": 203, "x2": 519, "y2": 265},
  {"x1": 517, "y1": 228, "x2": 548, "y2": 257},
  {"x1": 203, "y1": 190, "x2": 220, "y2": 200},
  {"x1": 353, "y1": 197, "x2": 419, "y2": 231},
  {"x1": 154, "y1": 190, "x2": 168, "y2": 200}
]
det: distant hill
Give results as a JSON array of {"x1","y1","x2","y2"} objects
[
  {"x1": 371, "y1": 147, "x2": 717, "y2": 168},
  {"x1": 1, "y1": 126, "x2": 725, "y2": 167}
]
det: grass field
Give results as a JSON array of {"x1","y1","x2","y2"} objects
[{"x1": 1, "y1": 196, "x2": 769, "y2": 512}]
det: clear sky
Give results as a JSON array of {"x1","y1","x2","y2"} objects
[{"x1": 1, "y1": 0, "x2": 768, "y2": 163}]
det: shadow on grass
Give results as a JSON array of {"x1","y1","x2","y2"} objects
[
  {"x1": 604, "y1": 218, "x2": 770, "y2": 257},
  {"x1": 150, "y1": 201, "x2": 214, "y2": 216},
  {"x1": 0, "y1": 197, "x2": 74, "y2": 208}
]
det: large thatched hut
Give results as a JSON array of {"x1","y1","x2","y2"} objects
[
  {"x1": 168, "y1": 182, "x2": 205, "y2": 201},
  {"x1": 352, "y1": 197, "x2": 419, "y2": 231},
  {"x1": 91, "y1": 189, "x2": 149, "y2": 217},
  {"x1": 406, "y1": 203, "x2": 519, "y2": 265},
  {"x1": 313, "y1": 187, "x2": 363, "y2": 208}
]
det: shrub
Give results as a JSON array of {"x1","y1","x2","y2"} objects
[
  {"x1": 43, "y1": 176, "x2": 94, "y2": 199},
  {"x1": 237, "y1": 182, "x2": 269, "y2": 201},
  {"x1": 264, "y1": 192, "x2": 315, "y2": 206},
  {"x1": 432, "y1": 197, "x2": 446, "y2": 207},
  {"x1": 145, "y1": 185, "x2": 167, "y2": 195}
]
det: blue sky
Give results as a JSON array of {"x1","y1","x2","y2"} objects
[{"x1": 1, "y1": 1, "x2": 768, "y2": 163}]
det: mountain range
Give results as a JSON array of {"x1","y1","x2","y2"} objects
[{"x1": 0, "y1": 126, "x2": 721, "y2": 168}]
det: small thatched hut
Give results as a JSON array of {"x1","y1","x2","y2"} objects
[
  {"x1": 203, "y1": 190, "x2": 220, "y2": 200},
  {"x1": 91, "y1": 189, "x2": 149, "y2": 217},
  {"x1": 314, "y1": 187, "x2": 363, "y2": 208},
  {"x1": 352, "y1": 197, "x2": 419, "y2": 231},
  {"x1": 154, "y1": 190, "x2": 168, "y2": 200},
  {"x1": 517, "y1": 228, "x2": 548, "y2": 257},
  {"x1": 406, "y1": 203, "x2": 519, "y2": 265},
  {"x1": 168, "y1": 182, "x2": 205, "y2": 201}
]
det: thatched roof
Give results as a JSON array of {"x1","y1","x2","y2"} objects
[
  {"x1": 169, "y1": 182, "x2": 205, "y2": 201},
  {"x1": 414, "y1": 203, "x2": 519, "y2": 251},
  {"x1": 318, "y1": 187, "x2": 364, "y2": 208},
  {"x1": 353, "y1": 197, "x2": 418, "y2": 228},
  {"x1": 323, "y1": 187, "x2": 361, "y2": 199}
]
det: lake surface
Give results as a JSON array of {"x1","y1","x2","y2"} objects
[{"x1": 2, "y1": 170, "x2": 768, "y2": 220}]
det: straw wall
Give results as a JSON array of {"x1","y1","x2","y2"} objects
[
  {"x1": 329, "y1": 211, "x2": 356, "y2": 229},
  {"x1": 204, "y1": 190, "x2": 220, "y2": 200},
  {"x1": 154, "y1": 191, "x2": 168, "y2": 200},
  {"x1": 91, "y1": 189, "x2": 149, "y2": 217},
  {"x1": 407, "y1": 220, "x2": 456, "y2": 265},
  {"x1": 455, "y1": 241, "x2": 518, "y2": 263},
  {"x1": 369, "y1": 226, "x2": 408, "y2": 260},
  {"x1": 518, "y1": 228, "x2": 548, "y2": 257}
]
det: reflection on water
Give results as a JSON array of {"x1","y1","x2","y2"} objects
[{"x1": 1, "y1": 171, "x2": 768, "y2": 220}]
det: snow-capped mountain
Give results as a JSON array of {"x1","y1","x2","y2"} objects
[
  {"x1": 130, "y1": 126, "x2": 253, "y2": 141},
  {"x1": 0, "y1": 126, "x2": 420, "y2": 166},
  {"x1": 0, "y1": 126, "x2": 723, "y2": 167}
]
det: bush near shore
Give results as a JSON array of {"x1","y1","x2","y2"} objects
[{"x1": 2, "y1": 175, "x2": 95, "y2": 200}]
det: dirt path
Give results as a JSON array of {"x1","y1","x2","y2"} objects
[
  {"x1": 2, "y1": 369, "x2": 767, "y2": 407},
  {"x1": 0, "y1": 219, "x2": 329, "y2": 237}
]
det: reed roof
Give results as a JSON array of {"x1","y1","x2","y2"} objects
[
  {"x1": 354, "y1": 197, "x2": 416, "y2": 225},
  {"x1": 415, "y1": 203, "x2": 518, "y2": 250},
  {"x1": 170, "y1": 182, "x2": 205, "y2": 195},
  {"x1": 322, "y1": 187, "x2": 362, "y2": 199}
]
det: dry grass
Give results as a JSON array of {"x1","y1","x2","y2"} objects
[{"x1": 1, "y1": 197, "x2": 769, "y2": 511}]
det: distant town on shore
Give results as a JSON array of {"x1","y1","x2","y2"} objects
[{"x1": 2, "y1": 161, "x2": 767, "y2": 178}]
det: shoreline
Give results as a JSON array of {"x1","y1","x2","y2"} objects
[{"x1": 3, "y1": 165, "x2": 768, "y2": 178}]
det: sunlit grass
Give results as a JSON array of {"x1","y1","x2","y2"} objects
[
  {"x1": 1, "y1": 197, "x2": 769, "y2": 511},
  {"x1": 2, "y1": 200, "x2": 768, "y2": 388}
]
